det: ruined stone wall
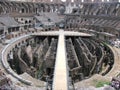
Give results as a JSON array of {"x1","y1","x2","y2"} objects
[
  {"x1": 66, "y1": 37, "x2": 114, "y2": 82},
  {"x1": 0, "y1": 1, "x2": 65, "y2": 15}
]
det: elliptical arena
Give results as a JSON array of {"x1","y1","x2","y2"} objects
[{"x1": 0, "y1": 0, "x2": 120, "y2": 90}]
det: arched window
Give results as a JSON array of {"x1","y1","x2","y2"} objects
[{"x1": 21, "y1": 8, "x2": 25, "y2": 13}]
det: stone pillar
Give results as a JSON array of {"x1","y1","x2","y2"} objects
[{"x1": 4, "y1": 26, "x2": 8, "y2": 35}]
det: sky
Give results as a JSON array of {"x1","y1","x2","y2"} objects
[
  {"x1": 51, "y1": 0, "x2": 74, "y2": 2},
  {"x1": 61, "y1": 0, "x2": 66, "y2": 1},
  {"x1": 61, "y1": 0, "x2": 74, "y2": 2},
  {"x1": 51, "y1": 0, "x2": 66, "y2": 2}
]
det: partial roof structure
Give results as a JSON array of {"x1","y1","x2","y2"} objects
[
  {"x1": 35, "y1": 12, "x2": 64, "y2": 26},
  {"x1": 0, "y1": 16, "x2": 18, "y2": 27}
]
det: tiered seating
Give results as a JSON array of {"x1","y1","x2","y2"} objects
[{"x1": 0, "y1": 16, "x2": 18, "y2": 27}]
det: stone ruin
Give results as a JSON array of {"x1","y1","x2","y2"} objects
[{"x1": 7, "y1": 36, "x2": 114, "y2": 88}]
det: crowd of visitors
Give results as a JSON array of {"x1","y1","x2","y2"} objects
[{"x1": 109, "y1": 39, "x2": 120, "y2": 48}]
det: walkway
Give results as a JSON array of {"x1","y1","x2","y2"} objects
[
  {"x1": 52, "y1": 30, "x2": 68, "y2": 90},
  {"x1": 31, "y1": 30, "x2": 93, "y2": 37},
  {"x1": 106, "y1": 46, "x2": 120, "y2": 77}
]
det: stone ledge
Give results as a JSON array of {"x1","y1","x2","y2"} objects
[{"x1": 1, "y1": 34, "x2": 32, "y2": 85}]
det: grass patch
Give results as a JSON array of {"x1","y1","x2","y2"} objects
[{"x1": 96, "y1": 81, "x2": 110, "y2": 88}]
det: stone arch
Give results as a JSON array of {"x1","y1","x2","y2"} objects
[
  {"x1": 15, "y1": 3, "x2": 21, "y2": 13},
  {"x1": 15, "y1": 44, "x2": 18, "y2": 49},
  {"x1": 52, "y1": 4, "x2": 56, "y2": 12},
  {"x1": 54, "y1": 4, "x2": 59, "y2": 12},
  {"x1": 35, "y1": 3, "x2": 40, "y2": 13},
  {"x1": 22, "y1": 40, "x2": 24, "y2": 44},
  {"x1": 34, "y1": 3, "x2": 39, "y2": 14},
  {"x1": 20, "y1": 3, "x2": 29, "y2": 13},
  {"x1": 22, "y1": 3, "x2": 29, "y2": 13},
  {"x1": 29, "y1": 3, "x2": 35, "y2": 13},
  {"x1": 41, "y1": 4, "x2": 45, "y2": 12},
  {"x1": 50, "y1": 4, "x2": 54, "y2": 12},
  {"x1": 18, "y1": 42, "x2": 21, "y2": 46},
  {"x1": 9, "y1": 2, "x2": 16, "y2": 13},
  {"x1": 45, "y1": 4, "x2": 50, "y2": 12},
  {"x1": 18, "y1": 3, "x2": 25, "y2": 13},
  {"x1": 0, "y1": 2, "x2": 7, "y2": 14},
  {"x1": 14, "y1": 3, "x2": 18, "y2": 12},
  {"x1": 0, "y1": 5, "x2": 4, "y2": 14},
  {"x1": 26, "y1": 3, "x2": 32, "y2": 13},
  {"x1": 37, "y1": 3, "x2": 42, "y2": 13},
  {"x1": 3, "y1": 1, "x2": 11, "y2": 13},
  {"x1": 32, "y1": 3, "x2": 37, "y2": 13}
]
